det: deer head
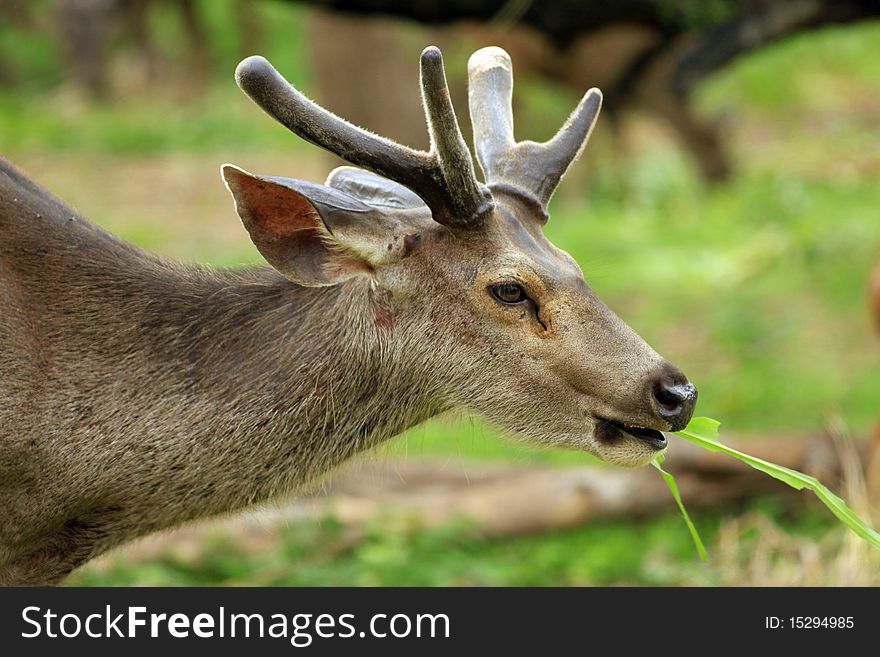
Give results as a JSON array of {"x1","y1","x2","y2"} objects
[{"x1": 222, "y1": 46, "x2": 696, "y2": 467}]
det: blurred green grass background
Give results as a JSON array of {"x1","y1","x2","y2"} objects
[{"x1": 1, "y1": 3, "x2": 878, "y2": 585}]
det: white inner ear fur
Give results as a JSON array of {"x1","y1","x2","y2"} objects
[{"x1": 325, "y1": 219, "x2": 412, "y2": 269}]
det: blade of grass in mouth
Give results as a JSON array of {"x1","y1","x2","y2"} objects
[
  {"x1": 652, "y1": 451, "x2": 708, "y2": 561},
  {"x1": 661, "y1": 417, "x2": 880, "y2": 557}
]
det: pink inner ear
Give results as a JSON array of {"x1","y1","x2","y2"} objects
[
  {"x1": 226, "y1": 167, "x2": 372, "y2": 286},
  {"x1": 236, "y1": 177, "x2": 321, "y2": 238}
]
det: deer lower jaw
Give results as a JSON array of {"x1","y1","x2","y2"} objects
[{"x1": 595, "y1": 417, "x2": 668, "y2": 451}]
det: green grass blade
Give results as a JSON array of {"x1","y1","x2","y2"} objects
[
  {"x1": 674, "y1": 418, "x2": 880, "y2": 550},
  {"x1": 652, "y1": 453, "x2": 708, "y2": 561}
]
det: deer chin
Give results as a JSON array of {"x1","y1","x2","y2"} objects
[{"x1": 588, "y1": 417, "x2": 668, "y2": 468}]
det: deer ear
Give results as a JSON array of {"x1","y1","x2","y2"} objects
[{"x1": 222, "y1": 164, "x2": 400, "y2": 287}]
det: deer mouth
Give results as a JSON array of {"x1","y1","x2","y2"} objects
[{"x1": 597, "y1": 418, "x2": 668, "y2": 450}]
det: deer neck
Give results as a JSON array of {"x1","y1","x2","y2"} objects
[
  {"x1": 23, "y1": 265, "x2": 447, "y2": 544},
  {"x1": 133, "y1": 271, "x2": 444, "y2": 516}
]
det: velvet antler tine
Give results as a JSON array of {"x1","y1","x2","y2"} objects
[
  {"x1": 467, "y1": 46, "x2": 603, "y2": 210},
  {"x1": 235, "y1": 53, "x2": 490, "y2": 230}
]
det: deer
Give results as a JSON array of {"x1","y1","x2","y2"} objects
[{"x1": 0, "y1": 46, "x2": 696, "y2": 585}]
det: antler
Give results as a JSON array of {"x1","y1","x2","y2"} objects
[
  {"x1": 235, "y1": 46, "x2": 493, "y2": 229},
  {"x1": 467, "y1": 46, "x2": 602, "y2": 211}
]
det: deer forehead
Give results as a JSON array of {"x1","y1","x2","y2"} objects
[{"x1": 449, "y1": 204, "x2": 585, "y2": 290}]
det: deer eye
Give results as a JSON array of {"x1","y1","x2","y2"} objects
[{"x1": 490, "y1": 283, "x2": 528, "y2": 305}]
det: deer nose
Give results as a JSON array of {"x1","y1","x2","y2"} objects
[{"x1": 650, "y1": 363, "x2": 697, "y2": 432}]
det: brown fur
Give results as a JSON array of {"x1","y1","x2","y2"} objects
[
  {"x1": 0, "y1": 47, "x2": 695, "y2": 585},
  {"x1": 0, "y1": 158, "x2": 443, "y2": 583}
]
